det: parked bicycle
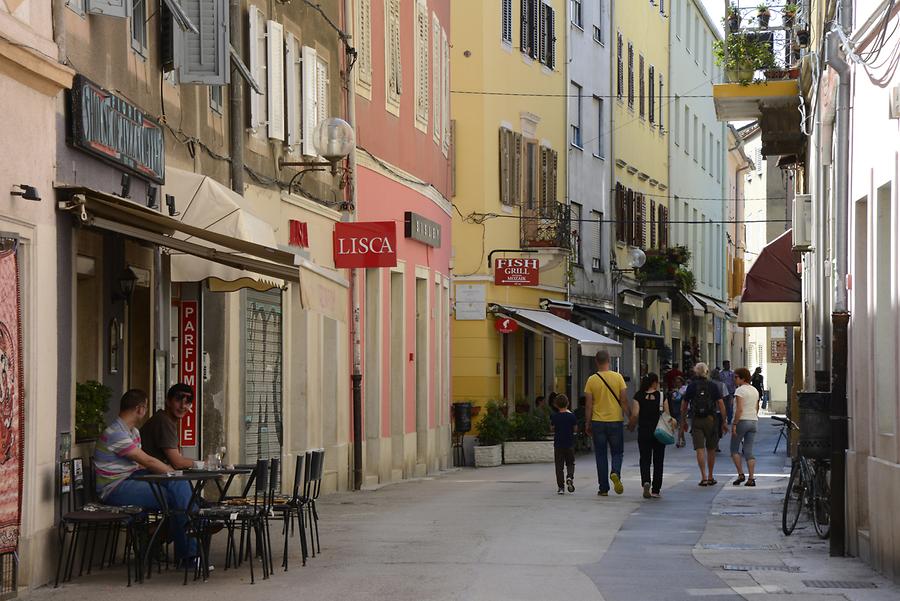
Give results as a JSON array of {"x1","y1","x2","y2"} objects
[{"x1": 774, "y1": 416, "x2": 831, "y2": 539}]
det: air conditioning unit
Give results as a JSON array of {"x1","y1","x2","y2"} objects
[
  {"x1": 793, "y1": 194, "x2": 812, "y2": 252},
  {"x1": 890, "y1": 85, "x2": 900, "y2": 120}
]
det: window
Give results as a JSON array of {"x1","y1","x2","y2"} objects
[
  {"x1": 708, "y1": 131, "x2": 713, "y2": 174},
  {"x1": 524, "y1": 138, "x2": 539, "y2": 210},
  {"x1": 716, "y1": 140, "x2": 721, "y2": 182},
  {"x1": 385, "y1": 0, "x2": 402, "y2": 113},
  {"x1": 539, "y1": 146, "x2": 559, "y2": 210},
  {"x1": 649, "y1": 199, "x2": 657, "y2": 248},
  {"x1": 701, "y1": 123, "x2": 707, "y2": 169},
  {"x1": 674, "y1": 96, "x2": 680, "y2": 144},
  {"x1": 592, "y1": 210, "x2": 605, "y2": 271},
  {"x1": 414, "y1": 0, "x2": 429, "y2": 131},
  {"x1": 674, "y1": 0, "x2": 681, "y2": 39},
  {"x1": 571, "y1": 202, "x2": 583, "y2": 265},
  {"x1": 571, "y1": 0, "x2": 582, "y2": 27},
  {"x1": 571, "y1": 82, "x2": 583, "y2": 147},
  {"x1": 616, "y1": 32, "x2": 623, "y2": 98},
  {"x1": 685, "y1": 4, "x2": 691, "y2": 52},
  {"x1": 131, "y1": 0, "x2": 147, "y2": 56},
  {"x1": 614, "y1": 184, "x2": 626, "y2": 243},
  {"x1": 209, "y1": 86, "x2": 223, "y2": 114},
  {"x1": 684, "y1": 107, "x2": 690, "y2": 155},
  {"x1": 442, "y1": 28, "x2": 451, "y2": 154},
  {"x1": 648, "y1": 65, "x2": 655, "y2": 124},
  {"x1": 502, "y1": 0, "x2": 513, "y2": 43},
  {"x1": 634, "y1": 192, "x2": 645, "y2": 248},
  {"x1": 539, "y1": 2, "x2": 557, "y2": 69},
  {"x1": 693, "y1": 115, "x2": 699, "y2": 161},
  {"x1": 694, "y1": 15, "x2": 700, "y2": 62},
  {"x1": 248, "y1": 5, "x2": 267, "y2": 134},
  {"x1": 593, "y1": 0, "x2": 604, "y2": 43},
  {"x1": 355, "y1": 0, "x2": 373, "y2": 93},
  {"x1": 499, "y1": 127, "x2": 523, "y2": 206},
  {"x1": 638, "y1": 54, "x2": 645, "y2": 118},
  {"x1": 659, "y1": 0, "x2": 664, "y2": 14},
  {"x1": 594, "y1": 95, "x2": 604, "y2": 157},
  {"x1": 433, "y1": 15, "x2": 441, "y2": 145},
  {"x1": 67, "y1": 0, "x2": 85, "y2": 15},
  {"x1": 521, "y1": 0, "x2": 539, "y2": 59},
  {"x1": 702, "y1": 32, "x2": 708, "y2": 73},
  {"x1": 627, "y1": 42, "x2": 634, "y2": 108},
  {"x1": 316, "y1": 56, "x2": 330, "y2": 125},
  {"x1": 658, "y1": 74, "x2": 664, "y2": 131}
]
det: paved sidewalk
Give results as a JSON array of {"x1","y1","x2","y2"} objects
[{"x1": 23, "y1": 418, "x2": 900, "y2": 600}]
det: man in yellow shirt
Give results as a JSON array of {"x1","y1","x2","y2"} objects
[{"x1": 584, "y1": 350, "x2": 630, "y2": 496}]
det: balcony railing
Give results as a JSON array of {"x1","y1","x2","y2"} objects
[{"x1": 520, "y1": 202, "x2": 571, "y2": 250}]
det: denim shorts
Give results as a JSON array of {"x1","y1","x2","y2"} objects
[{"x1": 730, "y1": 420, "x2": 758, "y2": 460}]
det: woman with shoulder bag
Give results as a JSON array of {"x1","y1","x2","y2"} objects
[{"x1": 629, "y1": 373, "x2": 668, "y2": 499}]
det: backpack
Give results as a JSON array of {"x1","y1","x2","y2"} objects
[{"x1": 692, "y1": 381, "x2": 716, "y2": 418}]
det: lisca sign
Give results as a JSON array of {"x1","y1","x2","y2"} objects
[
  {"x1": 333, "y1": 221, "x2": 398, "y2": 268},
  {"x1": 179, "y1": 301, "x2": 198, "y2": 448},
  {"x1": 68, "y1": 74, "x2": 166, "y2": 184},
  {"x1": 494, "y1": 258, "x2": 540, "y2": 286}
]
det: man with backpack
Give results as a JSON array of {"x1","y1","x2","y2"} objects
[
  {"x1": 680, "y1": 363, "x2": 727, "y2": 486},
  {"x1": 584, "y1": 350, "x2": 630, "y2": 496}
]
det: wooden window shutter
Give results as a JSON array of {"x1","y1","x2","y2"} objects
[
  {"x1": 615, "y1": 184, "x2": 626, "y2": 242},
  {"x1": 502, "y1": 0, "x2": 513, "y2": 43},
  {"x1": 499, "y1": 128, "x2": 511, "y2": 205},
  {"x1": 638, "y1": 55, "x2": 645, "y2": 118},
  {"x1": 625, "y1": 189, "x2": 634, "y2": 246},
  {"x1": 538, "y1": 3, "x2": 547, "y2": 64},
  {"x1": 512, "y1": 132, "x2": 523, "y2": 205},
  {"x1": 548, "y1": 149, "x2": 558, "y2": 204},
  {"x1": 301, "y1": 45, "x2": 318, "y2": 156},
  {"x1": 660, "y1": 205, "x2": 669, "y2": 248},
  {"x1": 635, "y1": 193, "x2": 645, "y2": 248},
  {"x1": 547, "y1": 6, "x2": 556, "y2": 69},
  {"x1": 531, "y1": 0, "x2": 540, "y2": 59},
  {"x1": 175, "y1": 0, "x2": 229, "y2": 86},
  {"x1": 650, "y1": 199, "x2": 657, "y2": 248},
  {"x1": 357, "y1": 0, "x2": 372, "y2": 87},
  {"x1": 520, "y1": 0, "x2": 529, "y2": 53},
  {"x1": 648, "y1": 65, "x2": 655, "y2": 123},
  {"x1": 616, "y1": 33, "x2": 623, "y2": 98},
  {"x1": 415, "y1": 0, "x2": 429, "y2": 128},
  {"x1": 285, "y1": 33, "x2": 301, "y2": 149},
  {"x1": 539, "y1": 147, "x2": 550, "y2": 210},
  {"x1": 266, "y1": 19, "x2": 285, "y2": 140}
]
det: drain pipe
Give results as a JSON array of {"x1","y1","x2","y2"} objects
[
  {"x1": 343, "y1": 0, "x2": 363, "y2": 491},
  {"x1": 824, "y1": 0, "x2": 852, "y2": 558},
  {"x1": 230, "y1": 0, "x2": 245, "y2": 194}
]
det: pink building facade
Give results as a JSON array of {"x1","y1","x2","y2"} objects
[{"x1": 351, "y1": 0, "x2": 452, "y2": 483}]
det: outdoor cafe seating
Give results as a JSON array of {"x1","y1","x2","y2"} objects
[{"x1": 53, "y1": 448, "x2": 326, "y2": 587}]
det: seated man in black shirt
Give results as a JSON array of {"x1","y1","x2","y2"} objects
[{"x1": 141, "y1": 383, "x2": 199, "y2": 470}]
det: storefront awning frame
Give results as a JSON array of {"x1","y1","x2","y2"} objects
[
  {"x1": 572, "y1": 304, "x2": 664, "y2": 350},
  {"x1": 58, "y1": 187, "x2": 300, "y2": 283},
  {"x1": 490, "y1": 304, "x2": 622, "y2": 357}
]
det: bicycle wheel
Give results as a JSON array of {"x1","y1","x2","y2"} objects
[
  {"x1": 812, "y1": 464, "x2": 831, "y2": 539},
  {"x1": 782, "y1": 461, "x2": 804, "y2": 536}
]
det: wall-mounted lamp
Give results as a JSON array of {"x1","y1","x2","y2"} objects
[
  {"x1": 165, "y1": 194, "x2": 179, "y2": 217},
  {"x1": 278, "y1": 117, "x2": 355, "y2": 178},
  {"x1": 114, "y1": 267, "x2": 138, "y2": 303},
  {"x1": 10, "y1": 184, "x2": 41, "y2": 201},
  {"x1": 146, "y1": 185, "x2": 159, "y2": 209},
  {"x1": 120, "y1": 173, "x2": 131, "y2": 198}
]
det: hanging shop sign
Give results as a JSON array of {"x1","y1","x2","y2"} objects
[
  {"x1": 68, "y1": 75, "x2": 166, "y2": 184},
  {"x1": 404, "y1": 211, "x2": 442, "y2": 247},
  {"x1": 494, "y1": 258, "x2": 540, "y2": 286},
  {"x1": 333, "y1": 221, "x2": 398, "y2": 268},
  {"x1": 494, "y1": 316, "x2": 519, "y2": 334},
  {"x1": 179, "y1": 300, "x2": 198, "y2": 448}
]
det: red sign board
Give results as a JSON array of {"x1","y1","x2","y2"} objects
[
  {"x1": 495, "y1": 317, "x2": 520, "y2": 334},
  {"x1": 179, "y1": 300, "x2": 198, "y2": 447},
  {"x1": 289, "y1": 220, "x2": 309, "y2": 248},
  {"x1": 494, "y1": 258, "x2": 540, "y2": 286},
  {"x1": 333, "y1": 221, "x2": 398, "y2": 268}
]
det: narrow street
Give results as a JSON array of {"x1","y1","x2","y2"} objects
[{"x1": 26, "y1": 422, "x2": 900, "y2": 601}]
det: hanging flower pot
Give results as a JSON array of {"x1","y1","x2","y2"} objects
[
  {"x1": 757, "y1": 9, "x2": 771, "y2": 29},
  {"x1": 783, "y1": 3, "x2": 799, "y2": 29},
  {"x1": 725, "y1": 4, "x2": 741, "y2": 33}
]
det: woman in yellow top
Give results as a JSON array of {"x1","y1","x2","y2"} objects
[{"x1": 583, "y1": 350, "x2": 630, "y2": 496}]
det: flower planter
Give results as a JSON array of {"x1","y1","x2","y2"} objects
[
  {"x1": 727, "y1": 15, "x2": 740, "y2": 33},
  {"x1": 725, "y1": 65, "x2": 757, "y2": 84},
  {"x1": 764, "y1": 67, "x2": 800, "y2": 80},
  {"x1": 474, "y1": 444, "x2": 502, "y2": 467},
  {"x1": 503, "y1": 440, "x2": 555, "y2": 464},
  {"x1": 757, "y1": 12, "x2": 770, "y2": 29}
]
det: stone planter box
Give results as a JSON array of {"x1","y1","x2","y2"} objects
[
  {"x1": 503, "y1": 440, "x2": 555, "y2": 464},
  {"x1": 474, "y1": 444, "x2": 502, "y2": 467}
]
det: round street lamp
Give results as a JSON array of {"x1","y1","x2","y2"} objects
[
  {"x1": 313, "y1": 117, "x2": 355, "y2": 164},
  {"x1": 627, "y1": 247, "x2": 647, "y2": 269}
]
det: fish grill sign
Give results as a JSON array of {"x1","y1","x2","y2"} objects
[{"x1": 69, "y1": 75, "x2": 166, "y2": 184}]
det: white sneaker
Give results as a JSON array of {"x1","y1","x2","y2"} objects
[{"x1": 557, "y1": 487, "x2": 565, "y2": 495}]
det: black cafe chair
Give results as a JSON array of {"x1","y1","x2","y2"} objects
[{"x1": 271, "y1": 453, "x2": 309, "y2": 570}]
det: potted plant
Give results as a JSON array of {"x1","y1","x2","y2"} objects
[
  {"x1": 725, "y1": 3, "x2": 741, "y2": 33},
  {"x1": 75, "y1": 380, "x2": 112, "y2": 442},
  {"x1": 503, "y1": 411, "x2": 554, "y2": 464},
  {"x1": 757, "y1": 2, "x2": 771, "y2": 29},
  {"x1": 714, "y1": 33, "x2": 776, "y2": 84},
  {"x1": 783, "y1": 3, "x2": 799, "y2": 29},
  {"x1": 474, "y1": 401, "x2": 508, "y2": 467}
]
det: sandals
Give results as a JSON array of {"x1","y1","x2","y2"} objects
[
  {"x1": 699, "y1": 480, "x2": 710, "y2": 486},
  {"x1": 708, "y1": 479, "x2": 718, "y2": 485},
  {"x1": 745, "y1": 478, "x2": 756, "y2": 487},
  {"x1": 733, "y1": 475, "x2": 746, "y2": 486}
]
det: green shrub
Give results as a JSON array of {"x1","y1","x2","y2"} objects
[
  {"x1": 507, "y1": 411, "x2": 551, "y2": 442},
  {"x1": 75, "y1": 380, "x2": 112, "y2": 442},
  {"x1": 477, "y1": 401, "x2": 509, "y2": 446}
]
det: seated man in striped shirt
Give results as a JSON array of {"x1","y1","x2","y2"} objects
[{"x1": 93, "y1": 389, "x2": 197, "y2": 566}]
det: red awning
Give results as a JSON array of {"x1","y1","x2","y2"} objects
[{"x1": 738, "y1": 229, "x2": 801, "y2": 326}]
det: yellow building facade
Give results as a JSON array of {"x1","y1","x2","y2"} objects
[
  {"x1": 610, "y1": 0, "x2": 671, "y2": 380},
  {"x1": 450, "y1": 0, "x2": 569, "y2": 417}
]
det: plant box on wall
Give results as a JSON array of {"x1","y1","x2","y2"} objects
[
  {"x1": 503, "y1": 440, "x2": 555, "y2": 464},
  {"x1": 474, "y1": 444, "x2": 502, "y2": 467}
]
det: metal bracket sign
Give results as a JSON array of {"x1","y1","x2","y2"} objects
[
  {"x1": 494, "y1": 258, "x2": 540, "y2": 286},
  {"x1": 179, "y1": 300, "x2": 198, "y2": 447},
  {"x1": 68, "y1": 74, "x2": 166, "y2": 184}
]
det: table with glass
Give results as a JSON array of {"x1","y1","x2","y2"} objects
[{"x1": 132, "y1": 466, "x2": 253, "y2": 580}]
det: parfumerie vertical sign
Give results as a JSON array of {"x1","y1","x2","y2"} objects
[
  {"x1": 68, "y1": 75, "x2": 166, "y2": 184},
  {"x1": 494, "y1": 258, "x2": 540, "y2": 286},
  {"x1": 333, "y1": 221, "x2": 398, "y2": 268},
  {"x1": 179, "y1": 301, "x2": 198, "y2": 447}
]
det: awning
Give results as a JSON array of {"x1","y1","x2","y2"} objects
[
  {"x1": 57, "y1": 184, "x2": 300, "y2": 286},
  {"x1": 693, "y1": 293, "x2": 727, "y2": 318},
  {"x1": 572, "y1": 305, "x2": 664, "y2": 350},
  {"x1": 677, "y1": 291, "x2": 706, "y2": 317},
  {"x1": 738, "y1": 229, "x2": 801, "y2": 326},
  {"x1": 491, "y1": 305, "x2": 622, "y2": 356}
]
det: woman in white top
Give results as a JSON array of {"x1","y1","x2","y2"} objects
[{"x1": 730, "y1": 367, "x2": 761, "y2": 486}]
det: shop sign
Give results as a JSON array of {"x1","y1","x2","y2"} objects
[
  {"x1": 333, "y1": 221, "x2": 397, "y2": 268},
  {"x1": 69, "y1": 75, "x2": 166, "y2": 184},
  {"x1": 404, "y1": 211, "x2": 442, "y2": 247},
  {"x1": 179, "y1": 301, "x2": 198, "y2": 447},
  {"x1": 494, "y1": 317, "x2": 519, "y2": 334},
  {"x1": 494, "y1": 258, "x2": 539, "y2": 286}
]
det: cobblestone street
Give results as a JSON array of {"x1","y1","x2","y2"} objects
[{"x1": 25, "y1": 421, "x2": 900, "y2": 601}]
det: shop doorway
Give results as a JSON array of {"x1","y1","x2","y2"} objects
[{"x1": 415, "y1": 277, "x2": 427, "y2": 468}]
